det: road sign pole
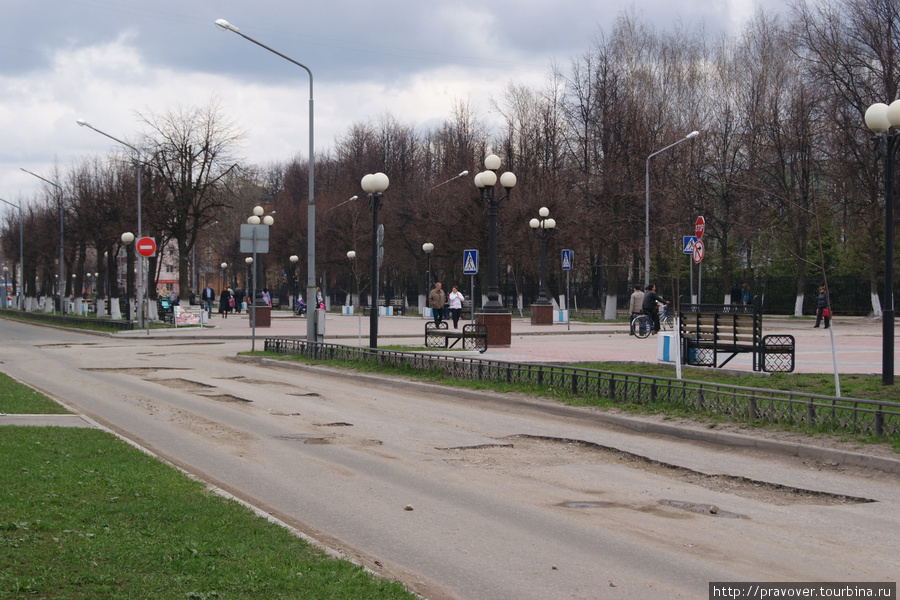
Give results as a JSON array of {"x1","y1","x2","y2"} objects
[{"x1": 470, "y1": 275, "x2": 475, "y2": 325}]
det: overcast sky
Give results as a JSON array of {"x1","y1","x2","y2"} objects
[{"x1": 1, "y1": 0, "x2": 777, "y2": 203}]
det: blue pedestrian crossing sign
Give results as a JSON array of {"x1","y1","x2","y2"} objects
[
  {"x1": 463, "y1": 249, "x2": 478, "y2": 275},
  {"x1": 683, "y1": 236, "x2": 698, "y2": 254},
  {"x1": 561, "y1": 249, "x2": 573, "y2": 271}
]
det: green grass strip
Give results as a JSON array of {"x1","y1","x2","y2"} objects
[{"x1": 0, "y1": 426, "x2": 417, "y2": 599}]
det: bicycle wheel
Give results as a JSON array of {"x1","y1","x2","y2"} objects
[
  {"x1": 633, "y1": 315, "x2": 652, "y2": 339},
  {"x1": 660, "y1": 315, "x2": 673, "y2": 330}
]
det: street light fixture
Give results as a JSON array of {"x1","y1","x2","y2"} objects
[
  {"x1": 0, "y1": 197, "x2": 24, "y2": 310},
  {"x1": 216, "y1": 18, "x2": 317, "y2": 345},
  {"x1": 473, "y1": 155, "x2": 516, "y2": 312},
  {"x1": 864, "y1": 100, "x2": 900, "y2": 386},
  {"x1": 77, "y1": 119, "x2": 147, "y2": 328},
  {"x1": 427, "y1": 170, "x2": 469, "y2": 192},
  {"x1": 361, "y1": 172, "x2": 389, "y2": 348},
  {"x1": 21, "y1": 168, "x2": 64, "y2": 315},
  {"x1": 644, "y1": 130, "x2": 699, "y2": 287},
  {"x1": 529, "y1": 207, "x2": 557, "y2": 306}
]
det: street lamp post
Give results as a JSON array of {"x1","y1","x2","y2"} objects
[
  {"x1": 21, "y1": 168, "x2": 64, "y2": 315},
  {"x1": 361, "y1": 172, "x2": 389, "y2": 348},
  {"x1": 346, "y1": 251, "x2": 356, "y2": 310},
  {"x1": 290, "y1": 254, "x2": 299, "y2": 310},
  {"x1": 422, "y1": 242, "x2": 434, "y2": 315},
  {"x1": 0, "y1": 197, "x2": 24, "y2": 310},
  {"x1": 644, "y1": 130, "x2": 699, "y2": 287},
  {"x1": 473, "y1": 155, "x2": 516, "y2": 346},
  {"x1": 216, "y1": 19, "x2": 316, "y2": 345},
  {"x1": 76, "y1": 119, "x2": 147, "y2": 329},
  {"x1": 121, "y1": 232, "x2": 135, "y2": 321},
  {"x1": 864, "y1": 101, "x2": 900, "y2": 386},
  {"x1": 529, "y1": 207, "x2": 557, "y2": 323},
  {"x1": 474, "y1": 155, "x2": 516, "y2": 312}
]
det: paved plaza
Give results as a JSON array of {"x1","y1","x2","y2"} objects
[{"x1": 120, "y1": 308, "x2": 898, "y2": 375}]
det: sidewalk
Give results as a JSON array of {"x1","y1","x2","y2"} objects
[{"x1": 117, "y1": 309, "x2": 898, "y2": 375}]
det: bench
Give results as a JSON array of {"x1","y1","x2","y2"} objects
[
  {"x1": 679, "y1": 296, "x2": 794, "y2": 372},
  {"x1": 425, "y1": 322, "x2": 488, "y2": 353},
  {"x1": 389, "y1": 299, "x2": 404, "y2": 315}
]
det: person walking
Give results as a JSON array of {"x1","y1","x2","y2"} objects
[
  {"x1": 641, "y1": 283, "x2": 667, "y2": 334},
  {"x1": 629, "y1": 284, "x2": 645, "y2": 335},
  {"x1": 262, "y1": 288, "x2": 271, "y2": 308},
  {"x1": 448, "y1": 285, "x2": 465, "y2": 328},
  {"x1": 232, "y1": 287, "x2": 245, "y2": 314},
  {"x1": 201, "y1": 284, "x2": 215, "y2": 320},
  {"x1": 219, "y1": 287, "x2": 232, "y2": 319},
  {"x1": 741, "y1": 282, "x2": 752, "y2": 305},
  {"x1": 814, "y1": 285, "x2": 831, "y2": 328},
  {"x1": 428, "y1": 282, "x2": 447, "y2": 326}
]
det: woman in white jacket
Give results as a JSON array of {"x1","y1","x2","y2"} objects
[{"x1": 448, "y1": 285, "x2": 465, "y2": 329}]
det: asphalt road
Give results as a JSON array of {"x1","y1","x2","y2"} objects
[{"x1": 1, "y1": 319, "x2": 898, "y2": 599}]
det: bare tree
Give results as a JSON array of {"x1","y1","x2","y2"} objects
[{"x1": 138, "y1": 99, "x2": 244, "y2": 300}]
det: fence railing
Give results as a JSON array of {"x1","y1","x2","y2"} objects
[{"x1": 263, "y1": 338, "x2": 900, "y2": 439}]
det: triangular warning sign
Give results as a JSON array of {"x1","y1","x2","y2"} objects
[
  {"x1": 464, "y1": 253, "x2": 476, "y2": 272},
  {"x1": 562, "y1": 252, "x2": 571, "y2": 269}
]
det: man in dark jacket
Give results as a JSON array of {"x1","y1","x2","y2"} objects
[{"x1": 642, "y1": 284, "x2": 666, "y2": 334}]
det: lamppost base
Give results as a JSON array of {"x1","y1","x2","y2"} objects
[
  {"x1": 475, "y1": 311, "x2": 511, "y2": 347},
  {"x1": 530, "y1": 303, "x2": 554, "y2": 325}
]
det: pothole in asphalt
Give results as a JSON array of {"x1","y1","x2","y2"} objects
[
  {"x1": 37, "y1": 343, "x2": 98, "y2": 349},
  {"x1": 276, "y1": 434, "x2": 331, "y2": 444},
  {"x1": 215, "y1": 375, "x2": 283, "y2": 386},
  {"x1": 446, "y1": 434, "x2": 875, "y2": 507},
  {"x1": 287, "y1": 391, "x2": 323, "y2": 397},
  {"x1": 658, "y1": 499, "x2": 745, "y2": 518},
  {"x1": 316, "y1": 422, "x2": 353, "y2": 427},
  {"x1": 149, "y1": 378, "x2": 215, "y2": 391},
  {"x1": 199, "y1": 394, "x2": 252, "y2": 404},
  {"x1": 84, "y1": 367, "x2": 188, "y2": 374},
  {"x1": 438, "y1": 443, "x2": 515, "y2": 451}
]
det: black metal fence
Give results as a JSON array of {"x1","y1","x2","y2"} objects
[{"x1": 264, "y1": 338, "x2": 899, "y2": 440}]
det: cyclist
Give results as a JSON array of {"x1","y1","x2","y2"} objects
[{"x1": 641, "y1": 283, "x2": 668, "y2": 335}]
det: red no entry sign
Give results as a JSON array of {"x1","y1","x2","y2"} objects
[
  {"x1": 695, "y1": 216, "x2": 705, "y2": 239},
  {"x1": 136, "y1": 237, "x2": 157, "y2": 258}
]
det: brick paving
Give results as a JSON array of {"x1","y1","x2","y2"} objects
[{"x1": 123, "y1": 309, "x2": 897, "y2": 375}]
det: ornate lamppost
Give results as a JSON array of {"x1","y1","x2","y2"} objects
[
  {"x1": 529, "y1": 207, "x2": 556, "y2": 325},
  {"x1": 361, "y1": 172, "x2": 389, "y2": 348},
  {"x1": 864, "y1": 101, "x2": 900, "y2": 386},
  {"x1": 473, "y1": 154, "x2": 516, "y2": 346}
]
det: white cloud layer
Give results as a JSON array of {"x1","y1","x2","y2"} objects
[{"x1": 0, "y1": 0, "x2": 781, "y2": 201}]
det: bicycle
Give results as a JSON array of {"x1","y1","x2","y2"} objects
[
  {"x1": 659, "y1": 303, "x2": 673, "y2": 330},
  {"x1": 630, "y1": 301, "x2": 671, "y2": 339},
  {"x1": 630, "y1": 313, "x2": 653, "y2": 339}
]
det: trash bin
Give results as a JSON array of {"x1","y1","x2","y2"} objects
[
  {"x1": 251, "y1": 304, "x2": 271, "y2": 328},
  {"x1": 657, "y1": 332, "x2": 674, "y2": 362}
]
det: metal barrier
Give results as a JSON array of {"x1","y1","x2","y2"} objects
[{"x1": 263, "y1": 337, "x2": 899, "y2": 439}]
